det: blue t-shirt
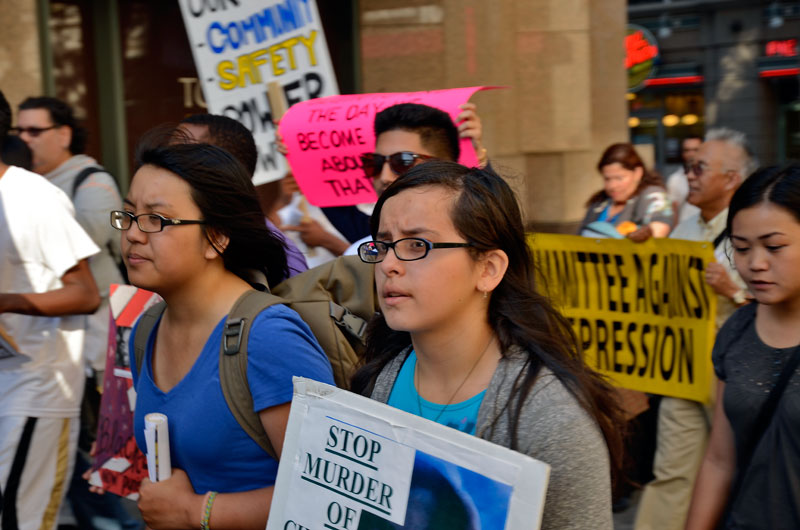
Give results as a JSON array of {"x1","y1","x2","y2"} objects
[
  {"x1": 387, "y1": 351, "x2": 485, "y2": 435},
  {"x1": 130, "y1": 304, "x2": 334, "y2": 494}
]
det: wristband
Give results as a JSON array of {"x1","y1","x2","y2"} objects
[{"x1": 200, "y1": 491, "x2": 217, "y2": 530}]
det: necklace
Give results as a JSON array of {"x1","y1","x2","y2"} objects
[{"x1": 415, "y1": 334, "x2": 495, "y2": 424}]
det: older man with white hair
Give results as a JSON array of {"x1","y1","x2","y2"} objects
[{"x1": 635, "y1": 127, "x2": 756, "y2": 530}]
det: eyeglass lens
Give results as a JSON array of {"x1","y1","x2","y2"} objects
[
  {"x1": 360, "y1": 238, "x2": 430, "y2": 262},
  {"x1": 110, "y1": 211, "x2": 163, "y2": 232},
  {"x1": 360, "y1": 153, "x2": 419, "y2": 178}
]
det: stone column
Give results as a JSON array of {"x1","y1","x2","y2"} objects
[
  {"x1": 0, "y1": 0, "x2": 44, "y2": 110},
  {"x1": 359, "y1": 0, "x2": 627, "y2": 232}
]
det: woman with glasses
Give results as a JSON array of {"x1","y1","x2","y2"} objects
[
  {"x1": 579, "y1": 143, "x2": 674, "y2": 241},
  {"x1": 686, "y1": 165, "x2": 800, "y2": 530},
  {"x1": 351, "y1": 161, "x2": 624, "y2": 529},
  {"x1": 110, "y1": 132, "x2": 334, "y2": 530}
]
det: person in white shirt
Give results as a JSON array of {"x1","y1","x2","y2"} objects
[
  {"x1": 0, "y1": 89, "x2": 100, "y2": 530},
  {"x1": 635, "y1": 127, "x2": 756, "y2": 530},
  {"x1": 665, "y1": 135, "x2": 702, "y2": 224},
  {"x1": 17, "y1": 96, "x2": 123, "y2": 381}
]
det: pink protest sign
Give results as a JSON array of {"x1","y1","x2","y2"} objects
[{"x1": 279, "y1": 86, "x2": 493, "y2": 207}]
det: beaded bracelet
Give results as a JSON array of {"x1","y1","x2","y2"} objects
[{"x1": 200, "y1": 491, "x2": 218, "y2": 530}]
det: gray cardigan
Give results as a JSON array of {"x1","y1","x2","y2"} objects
[{"x1": 370, "y1": 347, "x2": 613, "y2": 530}]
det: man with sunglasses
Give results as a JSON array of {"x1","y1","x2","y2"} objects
[
  {"x1": 284, "y1": 102, "x2": 486, "y2": 257},
  {"x1": 635, "y1": 127, "x2": 755, "y2": 530},
  {"x1": 0, "y1": 90, "x2": 101, "y2": 530}
]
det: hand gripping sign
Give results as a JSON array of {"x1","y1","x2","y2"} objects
[
  {"x1": 278, "y1": 86, "x2": 495, "y2": 207},
  {"x1": 268, "y1": 378, "x2": 550, "y2": 530}
]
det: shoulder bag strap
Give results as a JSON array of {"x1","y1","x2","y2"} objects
[
  {"x1": 219, "y1": 290, "x2": 284, "y2": 461},
  {"x1": 71, "y1": 166, "x2": 104, "y2": 199}
]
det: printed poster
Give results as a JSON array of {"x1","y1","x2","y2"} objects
[
  {"x1": 268, "y1": 378, "x2": 550, "y2": 530},
  {"x1": 89, "y1": 284, "x2": 161, "y2": 499},
  {"x1": 179, "y1": 0, "x2": 339, "y2": 185}
]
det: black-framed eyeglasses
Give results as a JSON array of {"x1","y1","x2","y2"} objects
[
  {"x1": 358, "y1": 237, "x2": 472, "y2": 263},
  {"x1": 110, "y1": 210, "x2": 206, "y2": 233},
  {"x1": 360, "y1": 152, "x2": 434, "y2": 179},
  {"x1": 11, "y1": 125, "x2": 58, "y2": 137}
]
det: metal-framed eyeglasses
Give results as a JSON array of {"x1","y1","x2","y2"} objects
[
  {"x1": 357, "y1": 237, "x2": 472, "y2": 263},
  {"x1": 110, "y1": 210, "x2": 206, "y2": 233}
]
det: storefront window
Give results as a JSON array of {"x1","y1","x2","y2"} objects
[{"x1": 628, "y1": 89, "x2": 704, "y2": 172}]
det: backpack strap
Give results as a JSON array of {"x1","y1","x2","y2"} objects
[
  {"x1": 70, "y1": 165, "x2": 129, "y2": 283},
  {"x1": 71, "y1": 166, "x2": 105, "y2": 199},
  {"x1": 219, "y1": 290, "x2": 285, "y2": 460},
  {"x1": 132, "y1": 301, "x2": 167, "y2": 376}
]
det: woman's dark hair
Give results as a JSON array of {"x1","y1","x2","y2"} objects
[
  {"x1": 350, "y1": 160, "x2": 625, "y2": 487},
  {"x1": 0, "y1": 90, "x2": 10, "y2": 140},
  {"x1": 586, "y1": 143, "x2": 664, "y2": 206},
  {"x1": 134, "y1": 127, "x2": 288, "y2": 288},
  {"x1": 727, "y1": 164, "x2": 800, "y2": 235}
]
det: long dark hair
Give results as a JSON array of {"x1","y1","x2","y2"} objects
[
  {"x1": 134, "y1": 129, "x2": 288, "y2": 288},
  {"x1": 727, "y1": 164, "x2": 800, "y2": 234},
  {"x1": 351, "y1": 160, "x2": 625, "y2": 486},
  {"x1": 586, "y1": 143, "x2": 664, "y2": 206}
]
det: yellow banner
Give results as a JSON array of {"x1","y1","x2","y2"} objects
[{"x1": 530, "y1": 234, "x2": 717, "y2": 403}]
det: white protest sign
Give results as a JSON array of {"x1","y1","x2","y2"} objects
[
  {"x1": 268, "y1": 378, "x2": 551, "y2": 530},
  {"x1": 178, "y1": 0, "x2": 339, "y2": 185}
]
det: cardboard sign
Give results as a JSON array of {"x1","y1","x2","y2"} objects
[
  {"x1": 178, "y1": 0, "x2": 339, "y2": 185},
  {"x1": 279, "y1": 87, "x2": 493, "y2": 207},
  {"x1": 90, "y1": 284, "x2": 161, "y2": 499},
  {"x1": 268, "y1": 378, "x2": 550, "y2": 530},
  {"x1": 531, "y1": 234, "x2": 718, "y2": 403}
]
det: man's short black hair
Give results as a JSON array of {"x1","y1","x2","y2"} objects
[
  {"x1": 374, "y1": 103, "x2": 460, "y2": 162},
  {"x1": 19, "y1": 96, "x2": 88, "y2": 154},
  {"x1": 0, "y1": 90, "x2": 10, "y2": 140},
  {"x1": 180, "y1": 114, "x2": 258, "y2": 176}
]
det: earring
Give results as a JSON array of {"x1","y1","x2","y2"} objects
[{"x1": 483, "y1": 290, "x2": 488, "y2": 299}]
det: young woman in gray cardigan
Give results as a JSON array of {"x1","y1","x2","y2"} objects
[{"x1": 351, "y1": 161, "x2": 625, "y2": 529}]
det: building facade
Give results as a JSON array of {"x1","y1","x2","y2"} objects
[
  {"x1": 1, "y1": 0, "x2": 628, "y2": 232},
  {"x1": 628, "y1": 0, "x2": 800, "y2": 172}
]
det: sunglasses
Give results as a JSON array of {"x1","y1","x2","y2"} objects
[
  {"x1": 360, "y1": 152, "x2": 434, "y2": 179},
  {"x1": 12, "y1": 125, "x2": 58, "y2": 137}
]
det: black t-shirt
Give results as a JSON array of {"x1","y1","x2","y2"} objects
[{"x1": 712, "y1": 303, "x2": 800, "y2": 529}]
